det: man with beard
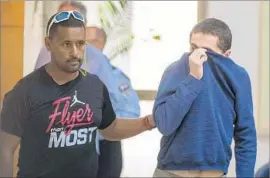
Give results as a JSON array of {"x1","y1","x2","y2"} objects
[
  {"x1": 35, "y1": 2, "x2": 141, "y2": 177},
  {"x1": 0, "y1": 11, "x2": 154, "y2": 177}
]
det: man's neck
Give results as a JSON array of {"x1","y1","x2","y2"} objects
[{"x1": 45, "y1": 63, "x2": 79, "y2": 85}]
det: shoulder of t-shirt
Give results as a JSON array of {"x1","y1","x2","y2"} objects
[
  {"x1": 82, "y1": 71, "x2": 106, "y2": 88},
  {"x1": 7, "y1": 68, "x2": 42, "y2": 96}
]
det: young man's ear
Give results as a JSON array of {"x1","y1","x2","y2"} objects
[
  {"x1": 44, "y1": 37, "x2": 52, "y2": 52},
  {"x1": 224, "y1": 49, "x2": 231, "y2": 57}
]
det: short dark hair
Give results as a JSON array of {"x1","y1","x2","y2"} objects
[
  {"x1": 190, "y1": 18, "x2": 232, "y2": 53},
  {"x1": 46, "y1": 13, "x2": 85, "y2": 38},
  {"x1": 58, "y1": 0, "x2": 87, "y2": 22}
]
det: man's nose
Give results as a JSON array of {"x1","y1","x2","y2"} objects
[{"x1": 70, "y1": 44, "x2": 79, "y2": 57}]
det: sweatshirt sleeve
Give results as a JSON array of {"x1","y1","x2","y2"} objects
[
  {"x1": 153, "y1": 57, "x2": 203, "y2": 136},
  {"x1": 234, "y1": 69, "x2": 257, "y2": 178}
]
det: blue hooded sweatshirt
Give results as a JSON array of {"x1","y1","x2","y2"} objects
[{"x1": 153, "y1": 50, "x2": 257, "y2": 177}]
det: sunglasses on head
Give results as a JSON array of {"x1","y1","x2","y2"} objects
[{"x1": 47, "y1": 10, "x2": 85, "y2": 36}]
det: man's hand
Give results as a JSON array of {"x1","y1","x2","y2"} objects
[
  {"x1": 189, "y1": 48, "x2": 207, "y2": 80},
  {"x1": 143, "y1": 114, "x2": 156, "y2": 130},
  {"x1": 99, "y1": 114, "x2": 155, "y2": 141}
]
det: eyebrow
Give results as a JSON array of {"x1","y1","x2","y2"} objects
[{"x1": 190, "y1": 43, "x2": 213, "y2": 51}]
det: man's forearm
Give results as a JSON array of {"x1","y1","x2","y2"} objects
[
  {"x1": 101, "y1": 116, "x2": 153, "y2": 141},
  {"x1": 234, "y1": 127, "x2": 257, "y2": 177},
  {"x1": 0, "y1": 132, "x2": 17, "y2": 177},
  {"x1": 234, "y1": 72, "x2": 257, "y2": 178},
  {"x1": 0, "y1": 150, "x2": 14, "y2": 177},
  {"x1": 154, "y1": 75, "x2": 203, "y2": 136}
]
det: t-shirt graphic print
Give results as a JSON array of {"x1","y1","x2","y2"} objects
[{"x1": 47, "y1": 90, "x2": 97, "y2": 149}]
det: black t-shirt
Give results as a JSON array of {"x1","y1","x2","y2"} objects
[{"x1": 0, "y1": 66, "x2": 116, "y2": 177}]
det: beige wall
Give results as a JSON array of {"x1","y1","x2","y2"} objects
[
  {"x1": 23, "y1": 1, "x2": 60, "y2": 76},
  {"x1": 258, "y1": 1, "x2": 269, "y2": 135},
  {"x1": 23, "y1": 1, "x2": 44, "y2": 76}
]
